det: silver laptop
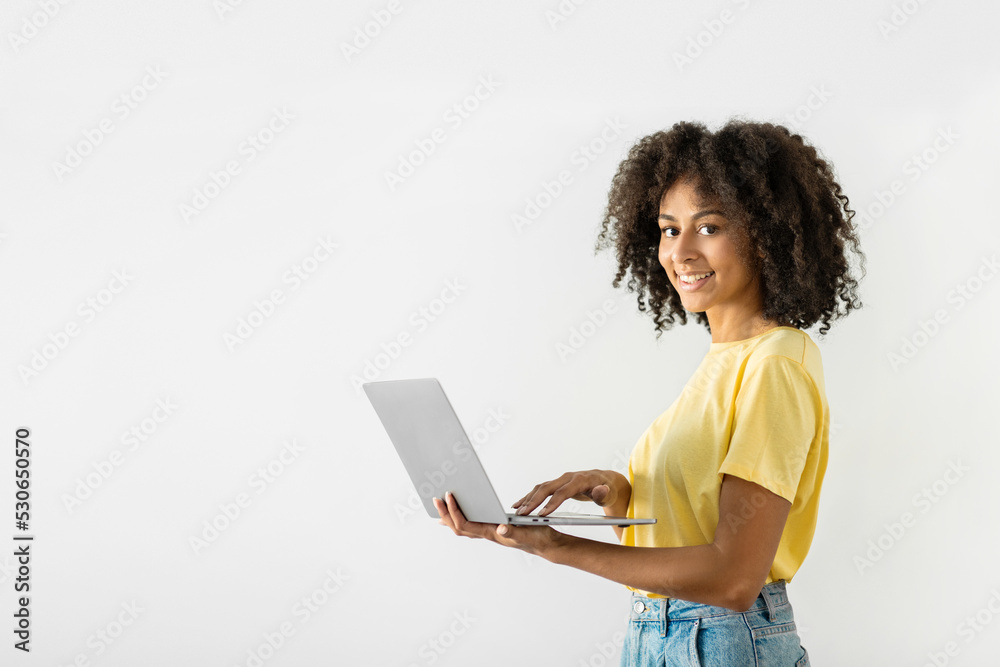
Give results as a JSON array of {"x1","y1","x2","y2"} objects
[{"x1": 363, "y1": 378, "x2": 655, "y2": 527}]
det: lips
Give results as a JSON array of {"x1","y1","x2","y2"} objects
[
  {"x1": 679, "y1": 271, "x2": 714, "y2": 283},
  {"x1": 677, "y1": 271, "x2": 714, "y2": 291}
]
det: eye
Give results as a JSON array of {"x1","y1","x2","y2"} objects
[{"x1": 659, "y1": 225, "x2": 719, "y2": 237}]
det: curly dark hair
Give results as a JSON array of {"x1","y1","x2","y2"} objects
[{"x1": 593, "y1": 118, "x2": 866, "y2": 338}]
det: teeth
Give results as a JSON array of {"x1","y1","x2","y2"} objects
[{"x1": 680, "y1": 271, "x2": 713, "y2": 283}]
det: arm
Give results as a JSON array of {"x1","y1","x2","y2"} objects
[
  {"x1": 546, "y1": 474, "x2": 790, "y2": 610},
  {"x1": 599, "y1": 471, "x2": 631, "y2": 542},
  {"x1": 435, "y1": 473, "x2": 790, "y2": 612}
]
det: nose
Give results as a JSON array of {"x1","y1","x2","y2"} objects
[{"x1": 669, "y1": 228, "x2": 698, "y2": 268}]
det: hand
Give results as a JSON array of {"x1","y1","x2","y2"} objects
[
  {"x1": 511, "y1": 470, "x2": 627, "y2": 517},
  {"x1": 432, "y1": 492, "x2": 562, "y2": 557}
]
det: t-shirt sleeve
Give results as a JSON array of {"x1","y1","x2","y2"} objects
[{"x1": 718, "y1": 355, "x2": 821, "y2": 503}]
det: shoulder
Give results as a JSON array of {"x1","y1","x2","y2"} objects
[
  {"x1": 742, "y1": 328, "x2": 826, "y2": 392},
  {"x1": 751, "y1": 328, "x2": 813, "y2": 363}
]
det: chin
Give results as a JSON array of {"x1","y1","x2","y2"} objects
[{"x1": 678, "y1": 299, "x2": 708, "y2": 314}]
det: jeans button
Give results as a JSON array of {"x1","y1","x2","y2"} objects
[{"x1": 633, "y1": 600, "x2": 646, "y2": 614}]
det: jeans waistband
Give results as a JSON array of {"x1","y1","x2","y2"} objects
[{"x1": 629, "y1": 580, "x2": 789, "y2": 623}]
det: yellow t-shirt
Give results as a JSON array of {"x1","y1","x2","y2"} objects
[{"x1": 621, "y1": 326, "x2": 829, "y2": 598}]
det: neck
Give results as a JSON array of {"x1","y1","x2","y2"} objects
[{"x1": 707, "y1": 312, "x2": 788, "y2": 344}]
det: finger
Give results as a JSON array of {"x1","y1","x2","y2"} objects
[
  {"x1": 589, "y1": 484, "x2": 610, "y2": 506},
  {"x1": 539, "y1": 475, "x2": 596, "y2": 515},
  {"x1": 496, "y1": 522, "x2": 557, "y2": 555},
  {"x1": 445, "y1": 492, "x2": 490, "y2": 540},
  {"x1": 433, "y1": 497, "x2": 460, "y2": 534},
  {"x1": 444, "y1": 492, "x2": 467, "y2": 531},
  {"x1": 511, "y1": 484, "x2": 542, "y2": 510},
  {"x1": 515, "y1": 486, "x2": 552, "y2": 515},
  {"x1": 516, "y1": 475, "x2": 572, "y2": 515},
  {"x1": 540, "y1": 486, "x2": 579, "y2": 515},
  {"x1": 496, "y1": 521, "x2": 530, "y2": 545}
]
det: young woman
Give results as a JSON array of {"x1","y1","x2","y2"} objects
[{"x1": 433, "y1": 119, "x2": 865, "y2": 666}]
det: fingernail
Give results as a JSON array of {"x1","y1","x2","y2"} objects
[{"x1": 498, "y1": 525, "x2": 509, "y2": 535}]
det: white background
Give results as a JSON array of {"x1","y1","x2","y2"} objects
[{"x1": 2, "y1": 1, "x2": 999, "y2": 665}]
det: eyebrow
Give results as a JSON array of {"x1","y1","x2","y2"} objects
[{"x1": 657, "y1": 209, "x2": 725, "y2": 222}]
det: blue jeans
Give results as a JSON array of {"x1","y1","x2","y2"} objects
[{"x1": 620, "y1": 581, "x2": 809, "y2": 666}]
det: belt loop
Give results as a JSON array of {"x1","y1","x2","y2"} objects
[
  {"x1": 661, "y1": 598, "x2": 668, "y2": 638},
  {"x1": 762, "y1": 585, "x2": 778, "y2": 622}
]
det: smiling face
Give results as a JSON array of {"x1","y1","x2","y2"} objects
[{"x1": 657, "y1": 177, "x2": 773, "y2": 342}]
